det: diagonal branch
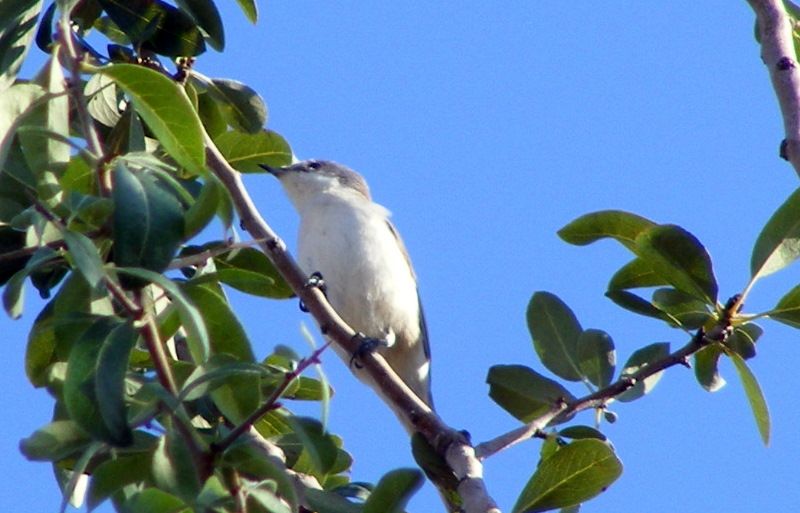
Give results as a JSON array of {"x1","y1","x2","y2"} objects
[
  {"x1": 748, "y1": 0, "x2": 800, "y2": 177},
  {"x1": 203, "y1": 136, "x2": 500, "y2": 513}
]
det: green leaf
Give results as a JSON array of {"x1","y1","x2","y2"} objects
[
  {"x1": 85, "y1": 72, "x2": 121, "y2": 127},
  {"x1": 694, "y1": 344, "x2": 726, "y2": 392},
  {"x1": 184, "y1": 177, "x2": 222, "y2": 238},
  {"x1": 635, "y1": 224, "x2": 718, "y2": 304},
  {"x1": 100, "y1": 64, "x2": 205, "y2": 175},
  {"x1": 207, "y1": 78, "x2": 267, "y2": 133},
  {"x1": 607, "y1": 257, "x2": 667, "y2": 290},
  {"x1": 728, "y1": 351, "x2": 770, "y2": 445},
  {"x1": 214, "y1": 129, "x2": 293, "y2": 172},
  {"x1": 0, "y1": 82, "x2": 45, "y2": 170},
  {"x1": 576, "y1": 329, "x2": 615, "y2": 388},
  {"x1": 3, "y1": 247, "x2": 60, "y2": 319},
  {"x1": 196, "y1": 89, "x2": 227, "y2": 137},
  {"x1": 152, "y1": 431, "x2": 201, "y2": 501},
  {"x1": 116, "y1": 267, "x2": 210, "y2": 362},
  {"x1": 87, "y1": 452, "x2": 153, "y2": 511},
  {"x1": 183, "y1": 281, "x2": 254, "y2": 361},
  {"x1": 179, "y1": 358, "x2": 269, "y2": 401},
  {"x1": 557, "y1": 425, "x2": 607, "y2": 441},
  {"x1": 97, "y1": 0, "x2": 205, "y2": 57},
  {"x1": 111, "y1": 162, "x2": 185, "y2": 279},
  {"x1": 527, "y1": 291, "x2": 583, "y2": 381},
  {"x1": 19, "y1": 420, "x2": 91, "y2": 461},
  {"x1": 234, "y1": 0, "x2": 257, "y2": 23},
  {"x1": 64, "y1": 316, "x2": 135, "y2": 445},
  {"x1": 558, "y1": 210, "x2": 656, "y2": 251},
  {"x1": 727, "y1": 323, "x2": 761, "y2": 360},
  {"x1": 616, "y1": 342, "x2": 670, "y2": 402},
  {"x1": 213, "y1": 246, "x2": 293, "y2": 298},
  {"x1": 221, "y1": 443, "x2": 299, "y2": 510},
  {"x1": 363, "y1": 469, "x2": 425, "y2": 513},
  {"x1": 513, "y1": 439, "x2": 622, "y2": 513},
  {"x1": 175, "y1": 0, "x2": 224, "y2": 51},
  {"x1": 651, "y1": 288, "x2": 712, "y2": 329},
  {"x1": 95, "y1": 320, "x2": 138, "y2": 445},
  {"x1": 768, "y1": 282, "x2": 800, "y2": 328},
  {"x1": 751, "y1": 187, "x2": 800, "y2": 279},
  {"x1": 209, "y1": 362, "x2": 261, "y2": 424},
  {"x1": 120, "y1": 488, "x2": 189, "y2": 513},
  {"x1": 487, "y1": 365, "x2": 576, "y2": 423},
  {"x1": 286, "y1": 417, "x2": 339, "y2": 477},
  {"x1": 62, "y1": 230, "x2": 106, "y2": 290},
  {"x1": 245, "y1": 480, "x2": 290, "y2": 513},
  {"x1": 604, "y1": 289, "x2": 666, "y2": 320},
  {"x1": 0, "y1": 0, "x2": 42, "y2": 92}
]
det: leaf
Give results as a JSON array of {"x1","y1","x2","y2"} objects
[
  {"x1": 286, "y1": 417, "x2": 339, "y2": 477},
  {"x1": 214, "y1": 129, "x2": 293, "y2": 171},
  {"x1": 64, "y1": 316, "x2": 135, "y2": 445},
  {"x1": 527, "y1": 291, "x2": 583, "y2": 381},
  {"x1": 362, "y1": 469, "x2": 425, "y2": 513},
  {"x1": 604, "y1": 289, "x2": 666, "y2": 320},
  {"x1": 513, "y1": 439, "x2": 622, "y2": 513},
  {"x1": 184, "y1": 176, "x2": 221, "y2": 238},
  {"x1": 607, "y1": 257, "x2": 667, "y2": 290},
  {"x1": 694, "y1": 344, "x2": 726, "y2": 392},
  {"x1": 62, "y1": 230, "x2": 106, "y2": 290},
  {"x1": 768, "y1": 282, "x2": 800, "y2": 328},
  {"x1": 19, "y1": 419, "x2": 92, "y2": 463},
  {"x1": 182, "y1": 281, "x2": 254, "y2": 360},
  {"x1": 557, "y1": 210, "x2": 656, "y2": 251},
  {"x1": 3, "y1": 246, "x2": 60, "y2": 319},
  {"x1": 209, "y1": 362, "x2": 261, "y2": 424},
  {"x1": 0, "y1": 82, "x2": 45, "y2": 170},
  {"x1": 651, "y1": 288, "x2": 712, "y2": 329},
  {"x1": 234, "y1": 0, "x2": 258, "y2": 23},
  {"x1": 116, "y1": 267, "x2": 210, "y2": 362},
  {"x1": 487, "y1": 365, "x2": 576, "y2": 423},
  {"x1": 100, "y1": 64, "x2": 205, "y2": 175},
  {"x1": 97, "y1": 0, "x2": 205, "y2": 57},
  {"x1": 0, "y1": 0, "x2": 42, "y2": 92},
  {"x1": 179, "y1": 358, "x2": 269, "y2": 401},
  {"x1": 87, "y1": 452, "x2": 152, "y2": 510},
  {"x1": 213, "y1": 246, "x2": 293, "y2": 298},
  {"x1": 85, "y1": 72, "x2": 121, "y2": 127},
  {"x1": 175, "y1": 0, "x2": 224, "y2": 51},
  {"x1": 94, "y1": 320, "x2": 138, "y2": 445},
  {"x1": 119, "y1": 488, "x2": 189, "y2": 513},
  {"x1": 751, "y1": 187, "x2": 800, "y2": 279},
  {"x1": 635, "y1": 224, "x2": 718, "y2": 304},
  {"x1": 221, "y1": 443, "x2": 299, "y2": 510},
  {"x1": 152, "y1": 432, "x2": 201, "y2": 501},
  {"x1": 111, "y1": 162, "x2": 185, "y2": 280},
  {"x1": 727, "y1": 351, "x2": 770, "y2": 446},
  {"x1": 557, "y1": 426, "x2": 607, "y2": 441},
  {"x1": 576, "y1": 329, "x2": 615, "y2": 388},
  {"x1": 207, "y1": 78, "x2": 267, "y2": 133},
  {"x1": 616, "y1": 342, "x2": 670, "y2": 402},
  {"x1": 726, "y1": 323, "x2": 761, "y2": 360}
]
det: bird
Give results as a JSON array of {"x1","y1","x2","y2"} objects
[{"x1": 261, "y1": 159, "x2": 434, "y2": 424}]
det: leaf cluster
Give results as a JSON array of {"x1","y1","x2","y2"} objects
[{"x1": 2, "y1": 2, "x2": 422, "y2": 512}]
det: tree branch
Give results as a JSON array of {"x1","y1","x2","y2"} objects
[
  {"x1": 476, "y1": 312, "x2": 735, "y2": 460},
  {"x1": 204, "y1": 137, "x2": 499, "y2": 513},
  {"x1": 748, "y1": 0, "x2": 800, "y2": 176}
]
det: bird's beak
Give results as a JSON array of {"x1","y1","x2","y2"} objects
[{"x1": 259, "y1": 164, "x2": 285, "y2": 177}]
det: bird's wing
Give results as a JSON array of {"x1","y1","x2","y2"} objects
[{"x1": 385, "y1": 220, "x2": 431, "y2": 361}]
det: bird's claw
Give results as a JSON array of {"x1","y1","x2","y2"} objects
[
  {"x1": 349, "y1": 333, "x2": 388, "y2": 369},
  {"x1": 299, "y1": 272, "x2": 327, "y2": 312}
]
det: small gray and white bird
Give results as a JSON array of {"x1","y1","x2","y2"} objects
[{"x1": 263, "y1": 160, "x2": 433, "y2": 418}]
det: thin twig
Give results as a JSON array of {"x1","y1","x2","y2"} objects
[
  {"x1": 213, "y1": 340, "x2": 332, "y2": 454},
  {"x1": 476, "y1": 303, "x2": 738, "y2": 460}
]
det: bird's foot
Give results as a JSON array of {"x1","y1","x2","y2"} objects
[
  {"x1": 349, "y1": 333, "x2": 388, "y2": 369},
  {"x1": 299, "y1": 271, "x2": 327, "y2": 312}
]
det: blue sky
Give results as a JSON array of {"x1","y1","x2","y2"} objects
[{"x1": 4, "y1": 2, "x2": 800, "y2": 512}]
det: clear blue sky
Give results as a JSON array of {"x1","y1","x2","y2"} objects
[{"x1": 4, "y1": 2, "x2": 800, "y2": 512}]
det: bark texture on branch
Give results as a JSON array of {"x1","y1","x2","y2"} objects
[{"x1": 749, "y1": 0, "x2": 800, "y2": 176}]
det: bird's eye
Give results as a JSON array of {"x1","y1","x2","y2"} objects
[{"x1": 308, "y1": 162, "x2": 321, "y2": 170}]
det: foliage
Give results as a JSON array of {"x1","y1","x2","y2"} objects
[{"x1": 1, "y1": 1, "x2": 798, "y2": 512}]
